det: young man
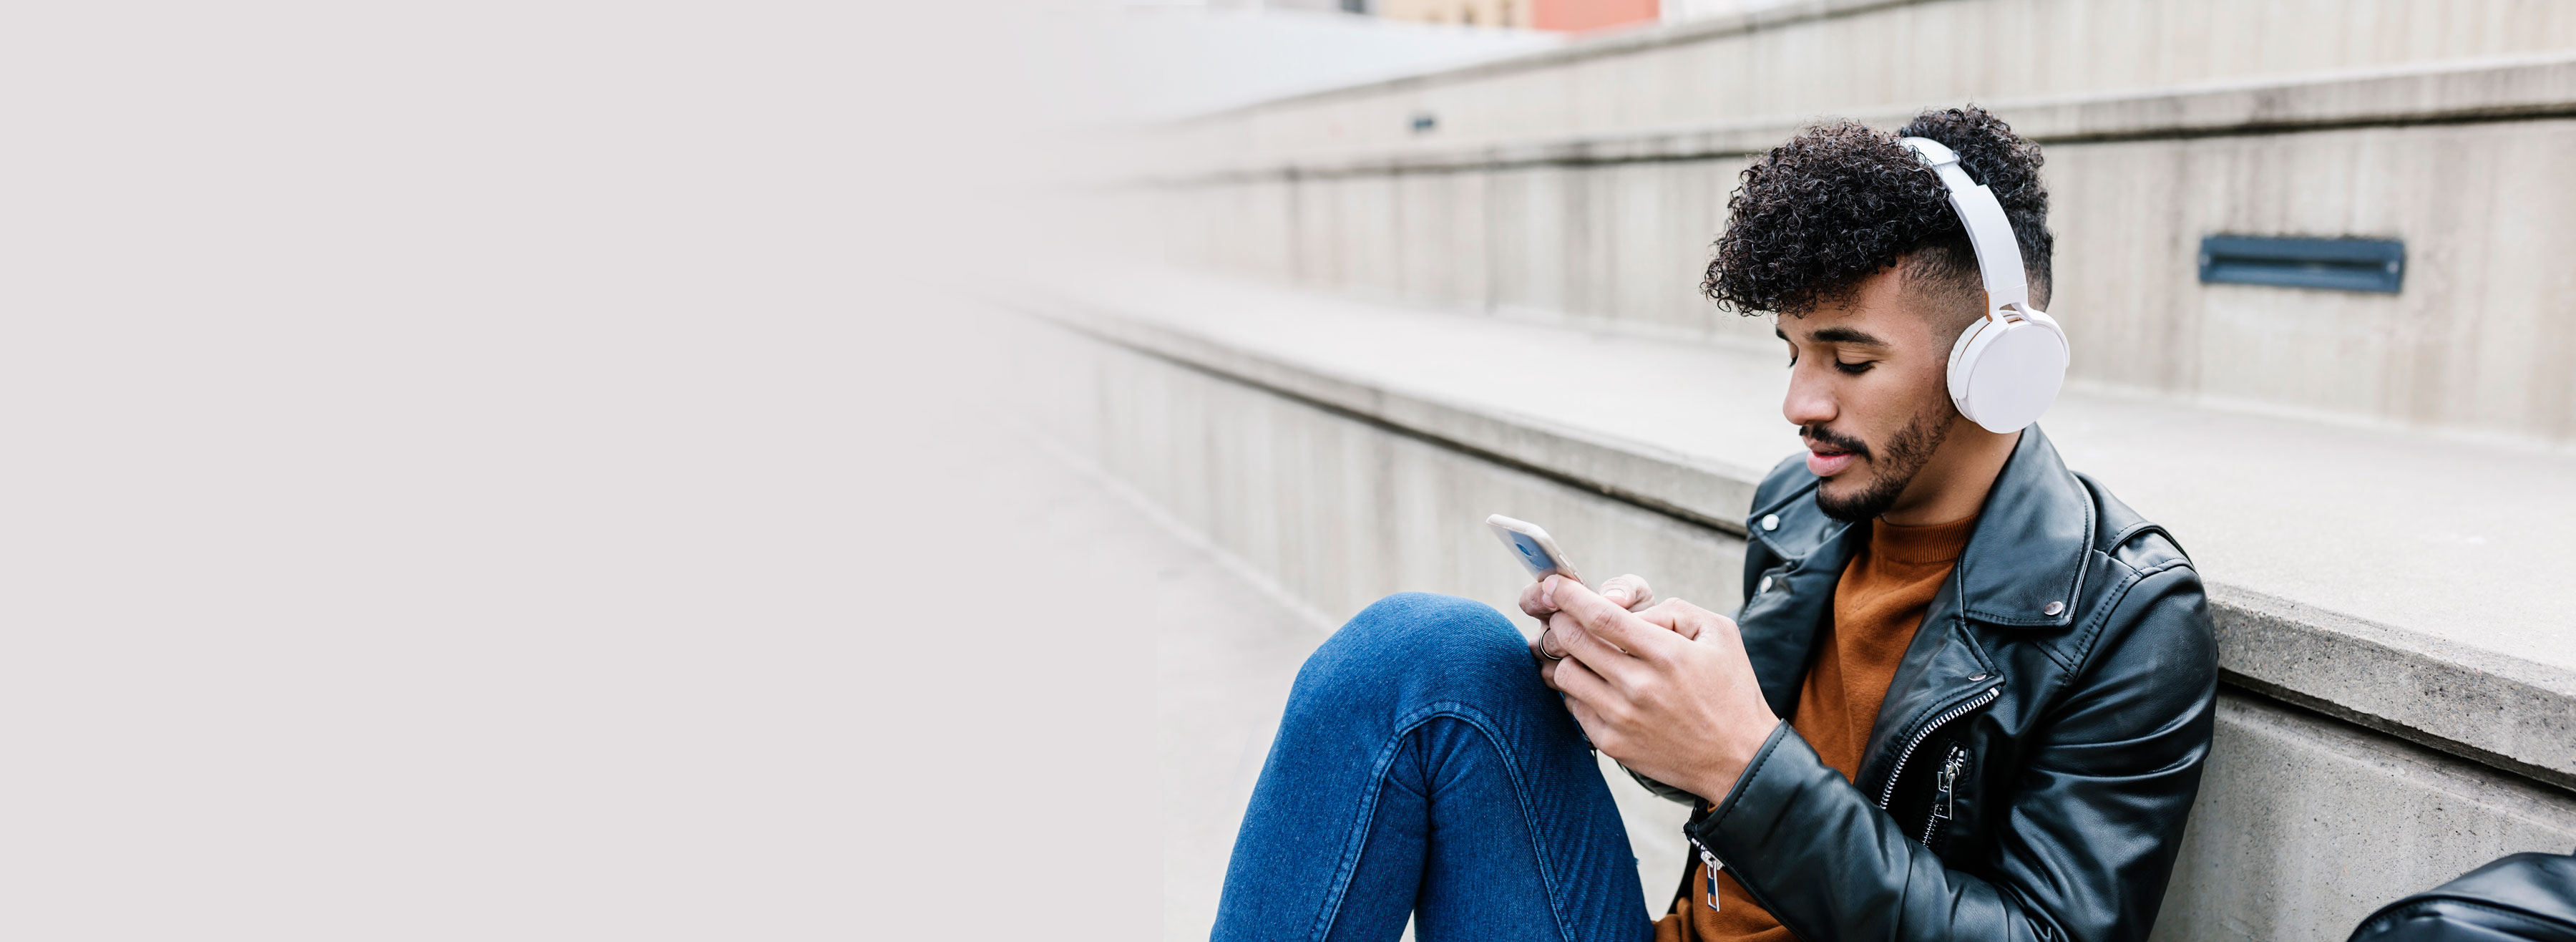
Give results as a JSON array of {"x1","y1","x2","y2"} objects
[{"x1": 1211, "y1": 107, "x2": 2218, "y2": 942}]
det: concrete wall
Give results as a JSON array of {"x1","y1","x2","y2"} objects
[
  {"x1": 1005, "y1": 314, "x2": 1748, "y2": 623},
  {"x1": 1137, "y1": 113, "x2": 2576, "y2": 443},
  {"x1": 2166, "y1": 694, "x2": 2576, "y2": 942},
  {"x1": 1112, "y1": 0, "x2": 2576, "y2": 445},
  {"x1": 1005, "y1": 310, "x2": 2576, "y2": 941},
  {"x1": 2054, "y1": 122, "x2": 2576, "y2": 437}
]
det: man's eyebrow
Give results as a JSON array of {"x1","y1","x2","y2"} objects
[{"x1": 1810, "y1": 326, "x2": 1890, "y2": 346}]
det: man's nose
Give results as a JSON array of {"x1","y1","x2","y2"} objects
[{"x1": 1783, "y1": 366, "x2": 1836, "y2": 429}]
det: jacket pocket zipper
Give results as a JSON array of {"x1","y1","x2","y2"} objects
[
  {"x1": 1921, "y1": 744, "x2": 1968, "y2": 845},
  {"x1": 1875, "y1": 685, "x2": 2001, "y2": 820}
]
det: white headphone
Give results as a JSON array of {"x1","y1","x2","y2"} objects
[{"x1": 1896, "y1": 136, "x2": 2069, "y2": 434}]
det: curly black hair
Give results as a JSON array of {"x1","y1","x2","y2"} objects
[{"x1": 1702, "y1": 106, "x2": 2051, "y2": 319}]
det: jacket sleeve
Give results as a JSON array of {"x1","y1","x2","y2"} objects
[
  {"x1": 1625, "y1": 762, "x2": 1702, "y2": 805},
  {"x1": 1689, "y1": 563, "x2": 2218, "y2": 942}
]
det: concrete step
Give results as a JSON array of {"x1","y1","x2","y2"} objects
[{"x1": 1015, "y1": 263, "x2": 2576, "y2": 792}]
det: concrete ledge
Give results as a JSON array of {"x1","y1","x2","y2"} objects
[
  {"x1": 1007, "y1": 271, "x2": 2576, "y2": 792},
  {"x1": 1153, "y1": 51, "x2": 2576, "y2": 183},
  {"x1": 1048, "y1": 301, "x2": 1765, "y2": 535},
  {"x1": 2214, "y1": 587, "x2": 2576, "y2": 792},
  {"x1": 2021, "y1": 51, "x2": 2576, "y2": 142},
  {"x1": 2160, "y1": 691, "x2": 2576, "y2": 941}
]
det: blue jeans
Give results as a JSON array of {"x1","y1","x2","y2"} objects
[{"x1": 1212, "y1": 593, "x2": 1656, "y2": 942}]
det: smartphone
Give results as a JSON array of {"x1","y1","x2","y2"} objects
[{"x1": 1486, "y1": 514, "x2": 1582, "y2": 585}]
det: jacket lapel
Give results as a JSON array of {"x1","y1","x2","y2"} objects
[
  {"x1": 1737, "y1": 482, "x2": 1858, "y2": 721},
  {"x1": 1953, "y1": 427, "x2": 2096, "y2": 629},
  {"x1": 1854, "y1": 427, "x2": 2096, "y2": 790},
  {"x1": 1852, "y1": 569, "x2": 1997, "y2": 796}
]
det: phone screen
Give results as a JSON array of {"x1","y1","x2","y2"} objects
[{"x1": 1503, "y1": 530, "x2": 1561, "y2": 576}]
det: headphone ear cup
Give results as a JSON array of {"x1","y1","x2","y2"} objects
[
  {"x1": 1948, "y1": 311, "x2": 2069, "y2": 433},
  {"x1": 1946, "y1": 316, "x2": 1990, "y2": 411}
]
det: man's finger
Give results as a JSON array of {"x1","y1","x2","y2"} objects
[
  {"x1": 1563, "y1": 694, "x2": 1608, "y2": 743},
  {"x1": 1518, "y1": 580, "x2": 1559, "y2": 620},
  {"x1": 1634, "y1": 599, "x2": 1702, "y2": 639},
  {"x1": 1548, "y1": 642, "x2": 1614, "y2": 702},
  {"x1": 1552, "y1": 578, "x2": 1674, "y2": 664},
  {"x1": 1546, "y1": 596, "x2": 1636, "y2": 663},
  {"x1": 1534, "y1": 622, "x2": 1571, "y2": 661},
  {"x1": 1599, "y1": 574, "x2": 1655, "y2": 611},
  {"x1": 1639, "y1": 598, "x2": 1742, "y2": 649},
  {"x1": 1548, "y1": 611, "x2": 1654, "y2": 697}
]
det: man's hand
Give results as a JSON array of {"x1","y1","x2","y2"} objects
[
  {"x1": 1521, "y1": 573, "x2": 1661, "y2": 661},
  {"x1": 1536, "y1": 576, "x2": 1780, "y2": 802}
]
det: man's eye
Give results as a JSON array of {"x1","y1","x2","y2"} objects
[{"x1": 1834, "y1": 360, "x2": 1874, "y2": 375}]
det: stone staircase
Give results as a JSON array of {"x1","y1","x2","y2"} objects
[
  {"x1": 1116, "y1": 0, "x2": 2576, "y2": 447},
  {"x1": 1025, "y1": 2, "x2": 2576, "y2": 938},
  {"x1": 991, "y1": 263, "x2": 2576, "y2": 941}
]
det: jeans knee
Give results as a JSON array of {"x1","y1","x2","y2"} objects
[
  {"x1": 1293, "y1": 593, "x2": 1538, "y2": 709},
  {"x1": 1340, "y1": 592, "x2": 1523, "y2": 656}
]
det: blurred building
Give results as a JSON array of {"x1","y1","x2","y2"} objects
[
  {"x1": 1368, "y1": 0, "x2": 1657, "y2": 31},
  {"x1": 1657, "y1": 0, "x2": 1790, "y2": 22}
]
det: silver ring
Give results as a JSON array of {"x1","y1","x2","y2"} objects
[{"x1": 1538, "y1": 633, "x2": 1566, "y2": 661}]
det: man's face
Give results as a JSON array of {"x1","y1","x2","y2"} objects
[{"x1": 1776, "y1": 266, "x2": 1963, "y2": 522}]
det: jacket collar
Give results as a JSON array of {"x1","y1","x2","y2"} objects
[{"x1": 1749, "y1": 424, "x2": 2096, "y2": 630}]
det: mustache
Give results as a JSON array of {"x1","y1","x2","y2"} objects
[{"x1": 1801, "y1": 425, "x2": 1871, "y2": 460}]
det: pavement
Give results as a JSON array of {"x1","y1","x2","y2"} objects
[
  {"x1": 1009, "y1": 436, "x2": 1342, "y2": 941},
  {"x1": 1131, "y1": 465, "x2": 1335, "y2": 942},
  {"x1": 935, "y1": 404, "x2": 1335, "y2": 942},
  {"x1": 960, "y1": 382, "x2": 1466, "y2": 941}
]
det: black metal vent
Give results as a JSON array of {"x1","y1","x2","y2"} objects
[{"x1": 2198, "y1": 235, "x2": 2404, "y2": 293}]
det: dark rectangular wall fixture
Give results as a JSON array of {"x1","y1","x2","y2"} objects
[{"x1": 2198, "y1": 235, "x2": 2405, "y2": 293}]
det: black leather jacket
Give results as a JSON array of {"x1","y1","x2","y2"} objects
[{"x1": 1636, "y1": 426, "x2": 2218, "y2": 941}]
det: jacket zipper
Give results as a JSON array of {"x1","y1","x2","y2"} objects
[
  {"x1": 1922, "y1": 745, "x2": 1967, "y2": 845},
  {"x1": 1697, "y1": 684, "x2": 1999, "y2": 918},
  {"x1": 1875, "y1": 686, "x2": 2001, "y2": 815},
  {"x1": 1687, "y1": 833, "x2": 1723, "y2": 912}
]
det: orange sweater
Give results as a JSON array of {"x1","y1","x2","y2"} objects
[{"x1": 1653, "y1": 513, "x2": 1978, "y2": 942}]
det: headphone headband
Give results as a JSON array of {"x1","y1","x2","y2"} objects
[
  {"x1": 1897, "y1": 137, "x2": 2029, "y2": 317},
  {"x1": 1897, "y1": 134, "x2": 2068, "y2": 434}
]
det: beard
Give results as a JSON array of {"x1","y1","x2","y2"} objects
[{"x1": 1811, "y1": 401, "x2": 1954, "y2": 522}]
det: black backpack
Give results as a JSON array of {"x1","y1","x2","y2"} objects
[{"x1": 2349, "y1": 852, "x2": 2576, "y2": 941}]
